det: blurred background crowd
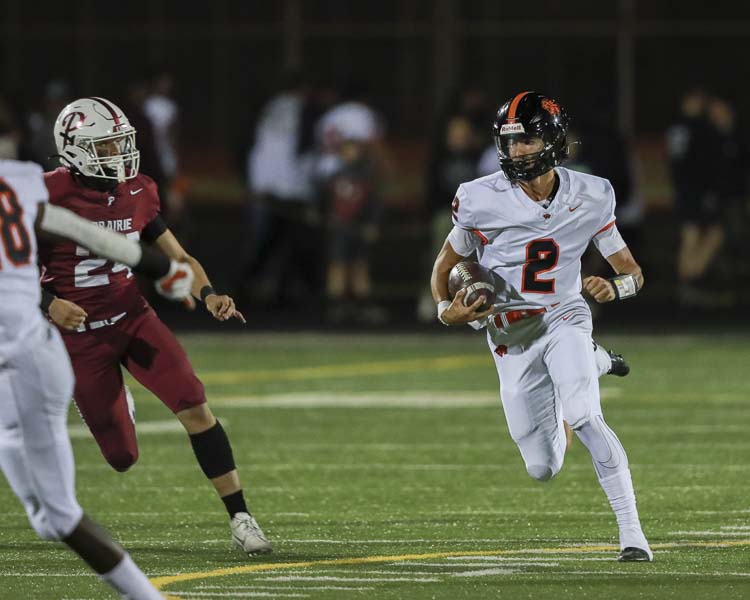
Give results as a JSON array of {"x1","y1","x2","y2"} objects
[{"x1": 2, "y1": 0, "x2": 750, "y2": 330}]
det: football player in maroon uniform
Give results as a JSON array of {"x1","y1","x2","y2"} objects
[{"x1": 39, "y1": 97, "x2": 271, "y2": 556}]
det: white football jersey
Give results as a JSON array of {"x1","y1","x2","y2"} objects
[
  {"x1": 0, "y1": 160, "x2": 46, "y2": 357},
  {"x1": 447, "y1": 167, "x2": 626, "y2": 310}
]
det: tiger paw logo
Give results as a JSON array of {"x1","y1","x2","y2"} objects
[{"x1": 541, "y1": 98, "x2": 561, "y2": 116}]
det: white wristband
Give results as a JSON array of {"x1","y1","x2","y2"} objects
[{"x1": 437, "y1": 300, "x2": 451, "y2": 325}]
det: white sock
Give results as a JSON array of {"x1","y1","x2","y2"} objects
[
  {"x1": 593, "y1": 343, "x2": 611, "y2": 377},
  {"x1": 575, "y1": 417, "x2": 651, "y2": 557},
  {"x1": 100, "y1": 554, "x2": 163, "y2": 599},
  {"x1": 598, "y1": 469, "x2": 651, "y2": 556}
]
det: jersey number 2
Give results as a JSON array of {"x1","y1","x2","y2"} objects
[
  {"x1": 522, "y1": 238, "x2": 559, "y2": 293},
  {"x1": 0, "y1": 180, "x2": 32, "y2": 268}
]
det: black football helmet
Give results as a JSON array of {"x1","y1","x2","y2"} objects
[{"x1": 492, "y1": 91, "x2": 569, "y2": 181}]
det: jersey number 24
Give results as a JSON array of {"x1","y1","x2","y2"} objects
[{"x1": 74, "y1": 232, "x2": 139, "y2": 287}]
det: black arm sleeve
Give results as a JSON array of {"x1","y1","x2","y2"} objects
[
  {"x1": 141, "y1": 214, "x2": 168, "y2": 243},
  {"x1": 133, "y1": 243, "x2": 171, "y2": 279}
]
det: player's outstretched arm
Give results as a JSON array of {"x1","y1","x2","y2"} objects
[
  {"x1": 431, "y1": 238, "x2": 494, "y2": 325},
  {"x1": 583, "y1": 246, "x2": 644, "y2": 303},
  {"x1": 35, "y1": 203, "x2": 194, "y2": 302},
  {"x1": 152, "y1": 228, "x2": 246, "y2": 323}
]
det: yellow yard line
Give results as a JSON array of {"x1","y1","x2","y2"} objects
[
  {"x1": 198, "y1": 355, "x2": 482, "y2": 385},
  {"x1": 154, "y1": 538, "x2": 750, "y2": 593}
]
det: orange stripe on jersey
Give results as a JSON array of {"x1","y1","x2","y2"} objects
[
  {"x1": 593, "y1": 219, "x2": 616, "y2": 237},
  {"x1": 507, "y1": 91, "x2": 532, "y2": 123},
  {"x1": 471, "y1": 229, "x2": 489, "y2": 245}
]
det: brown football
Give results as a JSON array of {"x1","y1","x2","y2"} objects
[{"x1": 448, "y1": 261, "x2": 497, "y2": 311}]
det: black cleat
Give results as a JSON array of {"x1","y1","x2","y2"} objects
[
  {"x1": 607, "y1": 349, "x2": 630, "y2": 377},
  {"x1": 618, "y1": 547, "x2": 652, "y2": 562}
]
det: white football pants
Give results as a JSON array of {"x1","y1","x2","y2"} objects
[
  {"x1": 0, "y1": 321, "x2": 83, "y2": 540},
  {"x1": 487, "y1": 295, "x2": 649, "y2": 551},
  {"x1": 488, "y1": 296, "x2": 604, "y2": 479}
]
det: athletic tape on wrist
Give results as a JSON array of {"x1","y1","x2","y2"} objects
[
  {"x1": 609, "y1": 274, "x2": 639, "y2": 300},
  {"x1": 437, "y1": 300, "x2": 451, "y2": 325}
]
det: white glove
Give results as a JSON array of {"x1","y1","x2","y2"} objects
[{"x1": 156, "y1": 260, "x2": 195, "y2": 306}]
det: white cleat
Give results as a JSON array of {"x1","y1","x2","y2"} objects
[{"x1": 230, "y1": 512, "x2": 272, "y2": 556}]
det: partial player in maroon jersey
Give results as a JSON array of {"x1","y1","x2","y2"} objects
[{"x1": 39, "y1": 97, "x2": 272, "y2": 556}]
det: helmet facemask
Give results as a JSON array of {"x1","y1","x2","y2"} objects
[
  {"x1": 494, "y1": 131, "x2": 568, "y2": 182},
  {"x1": 78, "y1": 130, "x2": 140, "y2": 182}
]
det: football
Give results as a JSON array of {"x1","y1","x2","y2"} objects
[{"x1": 448, "y1": 261, "x2": 497, "y2": 311}]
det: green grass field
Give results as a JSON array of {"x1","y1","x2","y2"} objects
[{"x1": 1, "y1": 332, "x2": 748, "y2": 599}]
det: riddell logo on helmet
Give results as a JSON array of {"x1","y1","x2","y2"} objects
[
  {"x1": 500, "y1": 123, "x2": 525, "y2": 135},
  {"x1": 541, "y1": 99, "x2": 561, "y2": 116}
]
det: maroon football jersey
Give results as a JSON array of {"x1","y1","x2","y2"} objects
[{"x1": 39, "y1": 168, "x2": 161, "y2": 322}]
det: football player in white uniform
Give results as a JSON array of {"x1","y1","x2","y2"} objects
[
  {"x1": 430, "y1": 92, "x2": 652, "y2": 562},
  {"x1": 0, "y1": 158, "x2": 195, "y2": 598}
]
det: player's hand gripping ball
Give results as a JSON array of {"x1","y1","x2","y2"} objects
[{"x1": 448, "y1": 261, "x2": 497, "y2": 311}]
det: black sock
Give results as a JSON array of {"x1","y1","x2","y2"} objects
[{"x1": 222, "y1": 490, "x2": 249, "y2": 518}]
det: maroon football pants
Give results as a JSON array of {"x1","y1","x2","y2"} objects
[{"x1": 62, "y1": 307, "x2": 206, "y2": 471}]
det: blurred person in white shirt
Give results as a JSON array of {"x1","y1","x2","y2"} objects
[
  {"x1": 143, "y1": 71, "x2": 179, "y2": 182},
  {"x1": 240, "y1": 71, "x2": 321, "y2": 308}
]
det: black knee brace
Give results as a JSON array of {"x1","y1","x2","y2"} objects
[{"x1": 189, "y1": 421, "x2": 236, "y2": 479}]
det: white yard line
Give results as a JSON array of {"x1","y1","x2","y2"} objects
[
  {"x1": 0, "y1": 574, "x2": 95, "y2": 577},
  {"x1": 453, "y1": 568, "x2": 522, "y2": 577},
  {"x1": 109, "y1": 536, "x2": 737, "y2": 547},
  {"x1": 69, "y1": 464, "x2": 750, "y2": 477},
  {"x1": 280, "y1": 539, "x2": 545, "y2": 544},
  {"x1": 391, "y1": 562, "x2": 559, "y2": 568},
  {"x1": 449, "y1": 556, "x2": 615, "y2": 562},
  {"x1": 669, "y1": 531, "x2": 750, "y2": 537},
  {"x1": 68, "y1": 419, "x2": 186, "y2": 438},
  {"x1": 195, "y1": 586, "x2": 373, "y2": 591},
  {"x1": 269, "y1": 570, "x2": 446, "y2": 576},
  {"x1": 541, "y1": 570, "x2": 750, "y2": 577},
  {"x1": 169, "y1": 594, "x2": 307, "y2": 598},
  {"x1": 257, "y1": 576, "x2": 441, "y2": 583}
]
